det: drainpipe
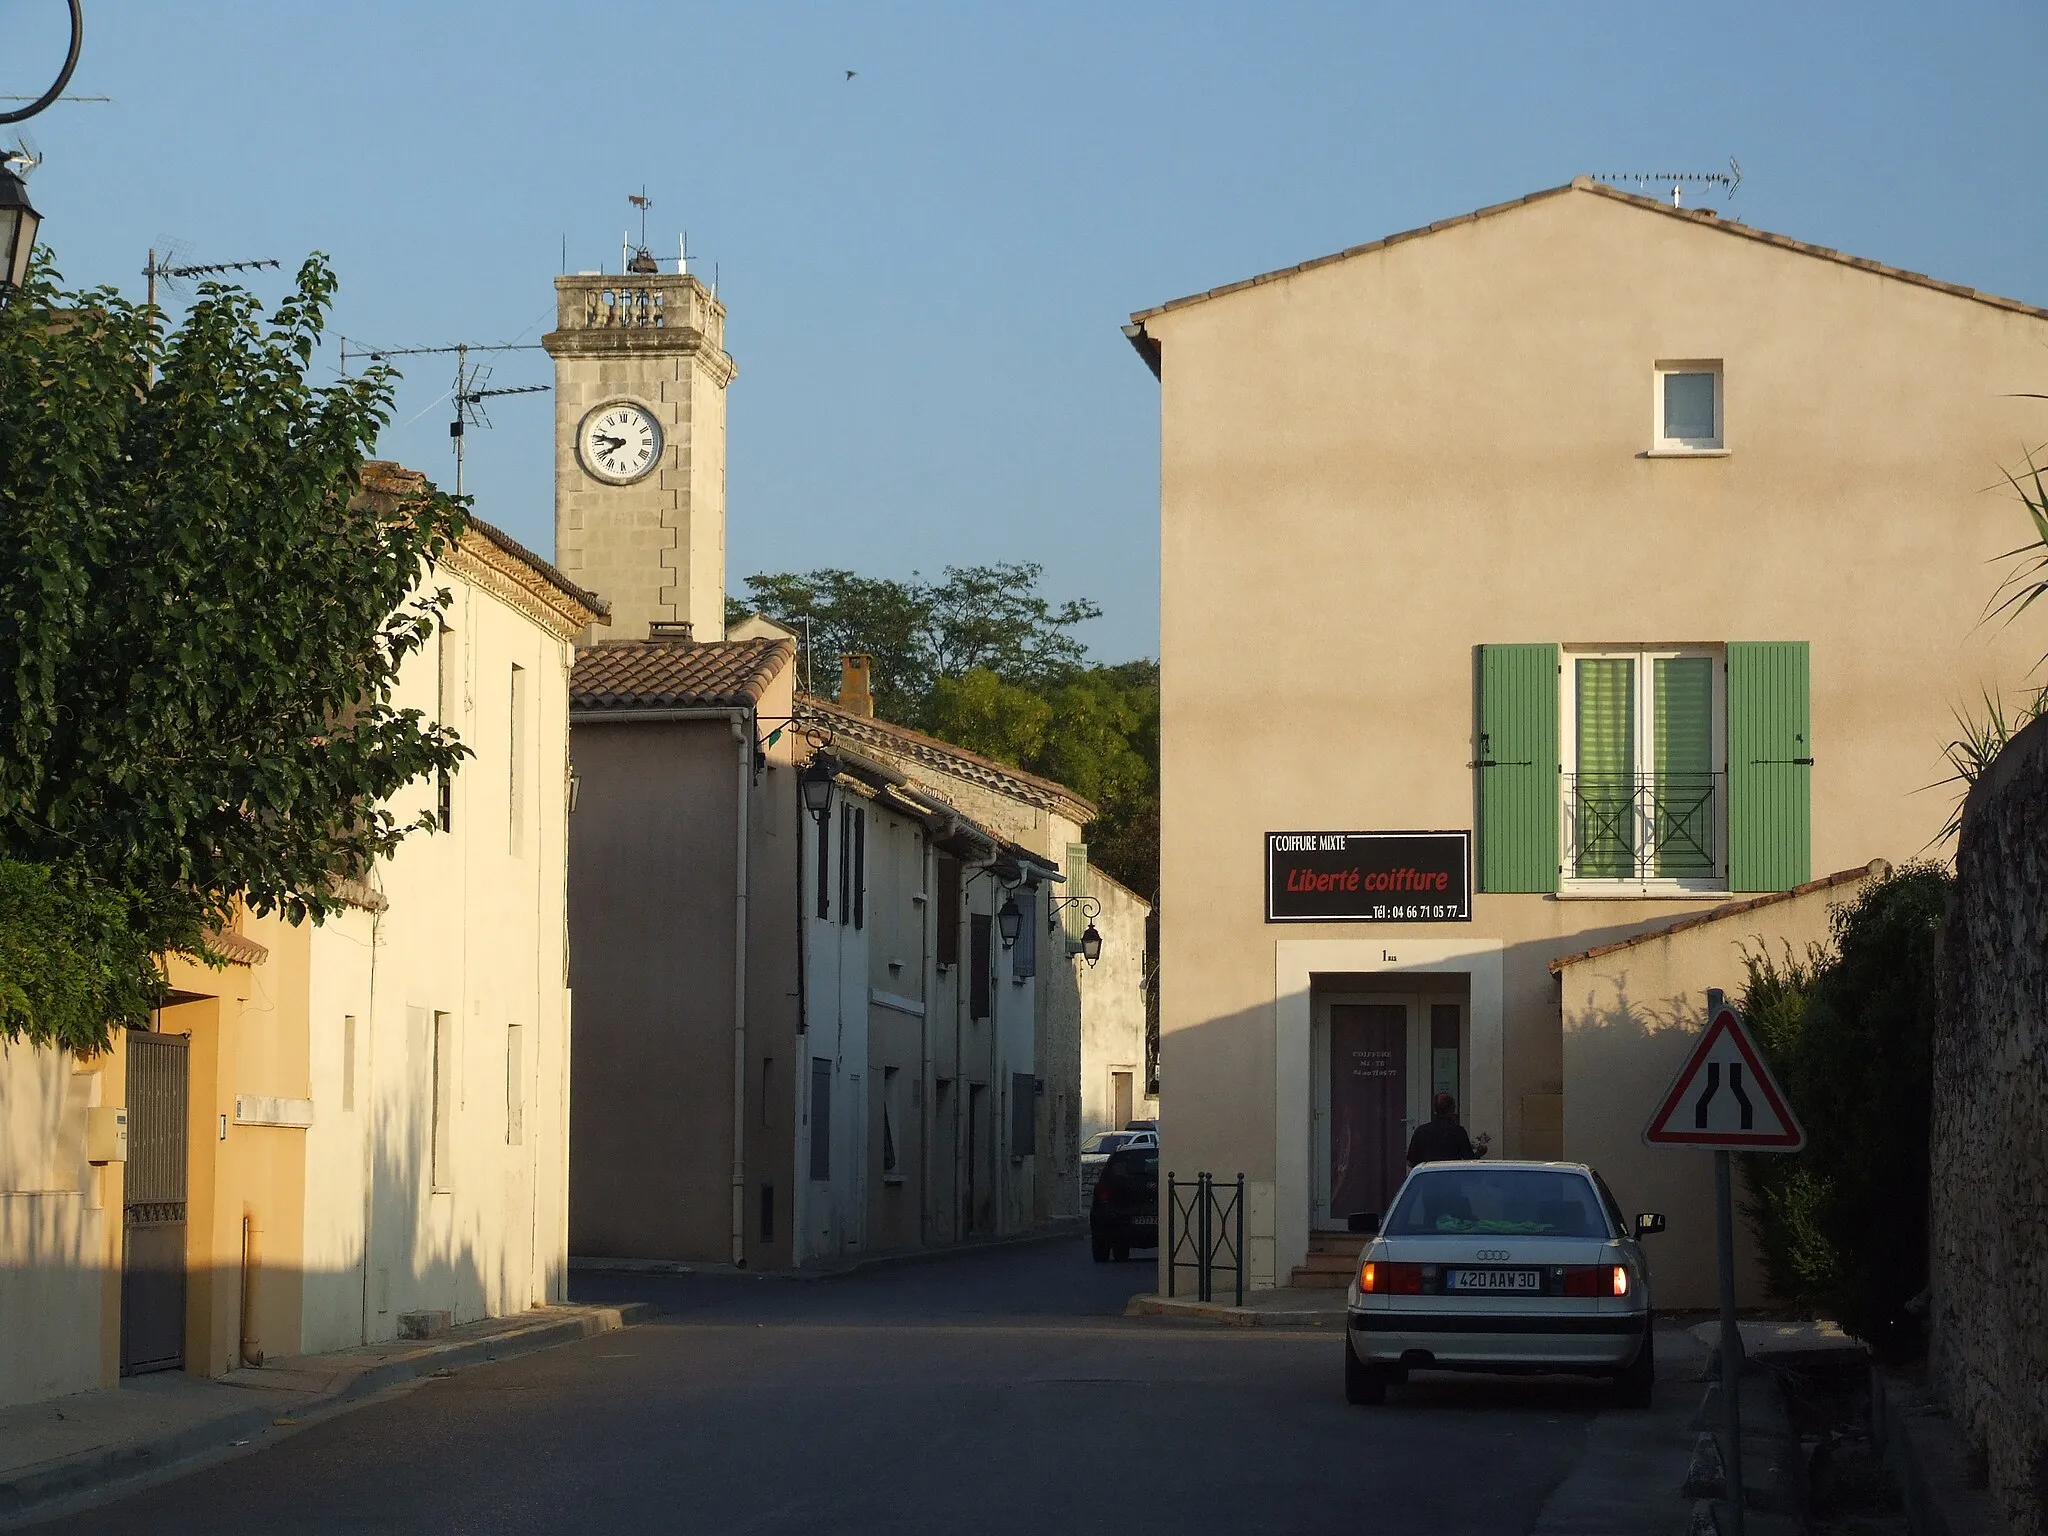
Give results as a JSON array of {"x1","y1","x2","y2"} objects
[{"x1": 731, "y1": 713, "x2": 752, "y2": 1269}]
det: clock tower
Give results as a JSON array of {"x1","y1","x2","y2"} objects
[{"x1": 543, "y1": 269, "x2": 737, "y2": 641}]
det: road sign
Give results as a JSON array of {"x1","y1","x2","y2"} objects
[{"x1": 1643, "y1": 1002, "x2": 1805, "y2": 1150}]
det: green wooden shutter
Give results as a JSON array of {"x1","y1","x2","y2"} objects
[
  {"x1": 1727, "y1": 642, "x2": 1811, "y2": 892},
  {"x1": 1476, "y1": 644, "x2": 1560, "y2": 893}
]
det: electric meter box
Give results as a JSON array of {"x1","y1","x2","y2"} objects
[{"x1": 86, "y1": 1106, "x2": 128, "y2": 1164}]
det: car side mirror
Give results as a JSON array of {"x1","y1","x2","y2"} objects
[{"x1": 1634, "y1": 1213, "x2": 1666, "y2": 1238}]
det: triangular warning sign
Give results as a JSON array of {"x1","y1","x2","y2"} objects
[{"x1": 1643, "y1": 1004, "x2": 1806, "y2": 1151}]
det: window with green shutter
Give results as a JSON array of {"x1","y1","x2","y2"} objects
[
  {"x1": 1476, "y1": 644, "x2": 1560, "y2": 893},
  {"x1": 1561, "y1": 648, "x2": 1723, "y2": 889},
  {"x1": 1727, "y1": 642, "x2": 1811, "y2": 892}
]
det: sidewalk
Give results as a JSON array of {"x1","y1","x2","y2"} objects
[
  {"x1": 0, "y1": 1301, "x2": 650, "y2": 1528},
  {"x1": 1125, "y1": 1286, "x2": 1346, "y2": 1328},
  {"x1": 571, "y1": 1217, "x2": 1087, "y2": 1282}
]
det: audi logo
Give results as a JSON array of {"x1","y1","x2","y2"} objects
[{"x1": 1475, "y1": 1249, "x2": 1511, "y2": 1261}]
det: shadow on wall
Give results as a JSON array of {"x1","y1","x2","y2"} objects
[{"x1": 1559, "y1": 963, "x2": 1768, "y2": 1310}]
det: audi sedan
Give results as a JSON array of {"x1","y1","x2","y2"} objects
[{"x1": 1344, "y1": 1161, "x2": 1664, "y2": 1407}]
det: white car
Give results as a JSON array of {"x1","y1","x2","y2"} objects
[
  {"x1": 1344, "y1": 1160, "x2": 1664, "y2": 1407},
  {"x1": 1080, "y1": 1129, "x2": 1158, "y2": 1198}
]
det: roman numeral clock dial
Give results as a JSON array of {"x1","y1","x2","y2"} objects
[{"x1": 576, "y1": 401, "x2": 663, "y2": 485}]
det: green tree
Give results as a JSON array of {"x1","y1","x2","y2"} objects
[
  {"x1": 0, "y1": 253, "x2": 468, "y2": 1052},
  {"x1": 1739, "y1": 864, "x2": 1952, "y2": 1353}
]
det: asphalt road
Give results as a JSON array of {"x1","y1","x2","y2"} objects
[{"x1": 39, "y1": 1237, "x2": 1622, "y2": 1536}]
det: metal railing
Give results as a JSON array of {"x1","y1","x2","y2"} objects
[
  {"x1": 1167, "y1": 1172, "x2": 1245, "y2": 1306},
  {"x1": 1564, "y1": 771, "x2": 1722, "y2": 882}
]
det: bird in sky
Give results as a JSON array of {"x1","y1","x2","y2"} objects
[{"x1": 846, "y1": 70, "x2": 857, "y2": 80}]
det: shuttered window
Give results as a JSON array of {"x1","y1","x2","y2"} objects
[
  {"x1": 970, "y1": 914, "x2": 992, "y2": 1020},
  {"x1": 1475, "y1": 644, "x2": 1560, "y2": 892},
  {"x1": 1727, "y1": 642, "x2": 1811, "y2": 892}
]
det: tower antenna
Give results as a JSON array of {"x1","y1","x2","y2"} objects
[
  {"x1": 334, "y1": 335, "x2": 547, "y2": 501},
  {"x1": 142, "y1": 246, "x2": 280, "y2": 383},
  {"x1": 1593, "y1": 156, "x2": 1742, "y2": 208}
]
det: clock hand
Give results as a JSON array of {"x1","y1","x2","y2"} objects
[{"x1": 596, "y1": 434, "x2": 627, "y2": 452}]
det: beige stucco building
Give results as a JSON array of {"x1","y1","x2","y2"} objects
[
  {"x1": 1126, "y1": 179, "x2": 2048, "y2": 1306},
  {"x1": 0, "y1": 475, "x2": 603, "y2": 1406}
]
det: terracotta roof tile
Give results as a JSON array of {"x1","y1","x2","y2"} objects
[
  {"x1": 1546, "y1": 860, "x2": 1890, "y2": 975},
  {"x1": 797, "y1": 695, "x2": 1099, "y2": 823},
  {"x1": 571, "y1": 637, "x2": 793, "y2": 711}
]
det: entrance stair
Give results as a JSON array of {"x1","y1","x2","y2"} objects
[{"x1": 1288, "y1": 1230, "x2": 1366, "y2": 1290}]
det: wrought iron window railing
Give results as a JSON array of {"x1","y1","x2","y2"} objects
[{"x1": 1564, "y1": 772, "x2": 1722, "y2": 882}]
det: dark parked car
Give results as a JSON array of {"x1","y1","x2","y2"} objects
[{"x1": 1091, "y1": 1146, "x2": 1159, "y2": 1262}]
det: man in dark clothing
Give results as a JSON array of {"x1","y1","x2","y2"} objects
[{"x1": 1406, "y1": 1093, "x2": 1482, "y2": 1167}]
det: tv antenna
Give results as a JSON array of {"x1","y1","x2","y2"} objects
[
  {"x1": 1596, "y1": 156, "x2": 1742, "y2": 208},
  {"x1": 139, "y1": 242, "x2": 280, "y2": 383},
  {"x1": 625, "y1": 187, "x2": 659, "y2": 274},
  {"x1": 337, "y1": 336, "x2": 548, "y2": 501}
]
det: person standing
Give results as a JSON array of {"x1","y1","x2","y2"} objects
[{"x1": 1406, "y1": 1092, "x2": 1483, "y2": 1167}]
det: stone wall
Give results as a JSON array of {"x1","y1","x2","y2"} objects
[{"x1": 1932, "y1": 711, "x2": 2048, "y2": 1530}]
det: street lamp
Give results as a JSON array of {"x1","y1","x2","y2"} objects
[
  {"x1": 799, "y1": 753, "x2": 840, "y2": 822},
  {"x1": 0, "y1": 156, "x2": 39, "y2": 307},
  {"x1": 1079, "y1": 923, "x2": 1103, "y2": 968},
  {"x1": 996, "y1": 895, "x2": 1023, "y2": 950},
  {"x1": 1049, "y1": 893, "x2": 1105, "y2": 969}
]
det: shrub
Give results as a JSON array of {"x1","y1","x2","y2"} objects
[{"x1": 1739, "y1": 863, "x2": 1952, "y2": 1354}]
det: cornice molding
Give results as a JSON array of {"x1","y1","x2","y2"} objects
[
  {"x1": 445, "y1": 532, "x2": 597, "y2": 642},
  {"x1": 541, "y1": 326, "x2": 739, "y2": 388}
]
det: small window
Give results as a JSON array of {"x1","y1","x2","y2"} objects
[
  {"x1": 431, "y1": 1010, "x2": 455, "y2": 1191},
  {"x1": 508, "y1": 663, "x2": 528, "y2": 857},
  {"x1": 435, "y1": 621, "x2": 460, "y2": 832},
  {"x1": 882, "y1": 1065, "x2": 900, "y2": 1175},
  {"x1": 809, "y1": 1058, "x2": 833, "y2": 1181},
  {"x1": 1654, "y1": 362, "x2": 1723, "y2": 452},
  {"x1": 341, "y1": 1014, "x2": 357, "y2": 1113},
  {"x1": 505, "y1": 1022, "x2": 524, "y2": 1146}
]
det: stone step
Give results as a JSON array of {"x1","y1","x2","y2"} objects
[
  {"x1": 1287, "y1": 1266, "x2": 1354, "y2": 1289},
  {"x1": 1297, "y1": 1250, "x2": 1361, "y2": 1273}
]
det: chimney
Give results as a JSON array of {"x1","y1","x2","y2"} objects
[
  {"x1": 647, "y1": 620, "x2": 694, "y2": 642},
  {"x1": 840, "y1": 654, "x2": 875, "y2": 717}
]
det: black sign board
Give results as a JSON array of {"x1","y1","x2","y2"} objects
[{"x1": 1265, "y1": 831, "x2": 1472, "y2": 923}]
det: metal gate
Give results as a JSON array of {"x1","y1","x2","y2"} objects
[{"x1": 121, "y1": 1031, "x2": 189, "y2": 1376}]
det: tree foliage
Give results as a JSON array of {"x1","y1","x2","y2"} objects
[
  {"x1": 1739, "y1": 864, "x2": 1952, "y2": 1354},
  {"x1": 0, "y1": 252, "x2": 468, "y2": 1052},
  {"x1": 732, "y1": 567, "x2": 1158, "y2": 900}
]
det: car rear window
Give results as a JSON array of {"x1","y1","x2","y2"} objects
[
  {"x1": 1105, "y1": 1150, "x2": 1158, "y2": 1182},
  {"x1": 1084, "y1": 1133, "x2": 1131, "y2": 1155},
  {"x1": 1383, "y1": 1168, "x2": 1611, "y2": 1238}
]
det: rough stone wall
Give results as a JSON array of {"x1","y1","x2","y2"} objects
[{"x1": 1933, "y1": 711, "x2": 2048, "y2": 1530}]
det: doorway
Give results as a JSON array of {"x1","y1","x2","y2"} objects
[
  {"x1": 1311, "y1": 993, "x2": 1467, "y2": 1230},
  {"x1": 121, "y1": 1031, "x2": 190, "y2": 1375},
  {"x1": 1111, "y1": 1070, "x2": 1134, "y2": 1130}
]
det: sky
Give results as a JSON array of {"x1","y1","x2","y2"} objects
[{"x1": 9, "y1": 1, "x2": 2047, "y2": 663}]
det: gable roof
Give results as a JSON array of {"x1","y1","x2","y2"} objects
[
  {"x1": 798, "y1": 694, "x2": 1098, "y2": 824},
  {"x1": 1547, "y1": 859, "x2": 1889, "y2": 975},
  {"x1": 572, "y1": 637, "x2": 794, "y2": 712},
  {"x1": 358, "y1": 461, "x2": 609, "y2": 637},
  {"x1": 1124, "y1": 179, "x2": 2048, "y2": 376}
]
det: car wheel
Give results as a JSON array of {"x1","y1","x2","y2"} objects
[
  {"x1": 1091, "y1": 1235, "x2": 1110, "y2": 1263},
  {"x1": 1615, "y1": 1320, "x2": 1655, "y2": 1409},
  {"x1": 1112, "y1": 1245, "x2": 1131, "y2": 1262},
  {"x1": 1344, "y1": 1340, "x2": 1387, "y2": 1406}
]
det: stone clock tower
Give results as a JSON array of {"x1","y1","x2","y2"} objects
[{"x1": 543, "y1": 271, "x2": 737, "y2": 641}]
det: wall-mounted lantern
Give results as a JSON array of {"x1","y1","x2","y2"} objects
[
  {"x1": 996, "y1": 895, "x2": 1023, "y2": 950},
  {"x1": 800, "y1": 752, "x2": 840, "y2": 823}
]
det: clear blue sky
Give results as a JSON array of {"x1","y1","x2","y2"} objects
[{"x1": 12, "y1": 1, "x2": 2046, "y2": 662}]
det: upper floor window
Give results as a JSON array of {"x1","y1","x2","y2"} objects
[
  {"x1": 1654, "y1": 362, "x2": 1723, "y2": 453},
  {"x1": 1561, "y1": 649, "x2": 1722, "y2": 890}
]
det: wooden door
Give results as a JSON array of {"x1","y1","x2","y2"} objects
[{"x1": 1327, "y1": 1003, "x2": 1407, "y2": 1225}]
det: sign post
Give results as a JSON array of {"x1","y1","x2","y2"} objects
[{"x1": 1644, "y1": 988, "x2": 1806, "y2": 1536}]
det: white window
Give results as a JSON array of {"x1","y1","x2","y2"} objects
[
  {"x1": 1653, "y1": 361, "x2": 1724, "y2": 453},
  {"x1": 1560, "y1": 649, "x2": 1725, "y2": 891},
  {"x1": 431, "y1": 1010, "x2": 455, "y2": 1191},
  {"x1": 341, "y1": 1014, "x2": 357, "y2": 1113},
  {"x1": 881, "y1": 1065, "x2": 902, "y2": 1180},
  {"x1": 508, "y1": 663, "x2": 528, "y2": 857},
  {"x1": 505, "y1": 1022, "x2": 523, "y2": 1146}
]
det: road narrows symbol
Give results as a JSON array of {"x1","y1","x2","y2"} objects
[
  {"x1": 1694, "y1": 1062, "x2": 1721, "y2": 1128},
  {"x1": 1729, "y1": 1063, "x2": 1753, "y2": 1130}
]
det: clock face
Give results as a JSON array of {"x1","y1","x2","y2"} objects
[{"x1": 578, "y1": 402, "x2": 663, "y2": 484}]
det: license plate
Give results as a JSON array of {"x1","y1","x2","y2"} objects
[{"x1": 1447, "y1": 1269, "x2": 1542, "y2": 1292}]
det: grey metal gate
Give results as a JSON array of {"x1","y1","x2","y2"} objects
[{"x1": 121, "y1": 1031, "x2": 189, "y2": 1375}]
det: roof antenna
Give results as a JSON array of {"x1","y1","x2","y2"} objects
[
  {"x1": 1594, "y1": 156, "x2": 1742, "y2": 209},
  {"x1": 626, "y1": 189, "x2": 659, "y2": 275}
]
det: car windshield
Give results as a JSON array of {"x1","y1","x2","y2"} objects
[
  {"x1": 1083, "y1": 1132, "x2": 1131, "y2": 1155},
  {"x1": 1383, "y1": 1168, "x2": 1612, "y2": 1238}
]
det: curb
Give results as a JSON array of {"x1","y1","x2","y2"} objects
[
  {"x1": 1123, "y1": 1293, "x2": 1342, "y2": 1329},
  {"x1": 572, "y1": 1222, "x2": 1087, "y2": 1284},
  {"x1": 0, "y1": 1303, "x2": 650, "y2": 1528},
  {"x1": 1877, "y1": 1376, "x2": 2009, "y2": 1536}
]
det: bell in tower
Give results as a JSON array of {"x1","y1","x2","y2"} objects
[{"x1": 543, "y1": 249, "x2": 736, "y2": 642}]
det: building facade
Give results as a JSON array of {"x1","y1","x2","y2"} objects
[
  {"x1": 0, "y1": 476, "x2": 602, "y2": 1406},
  {"x1": 1126, "y1": 179, "x2": 2047, "y2": 1305}
]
